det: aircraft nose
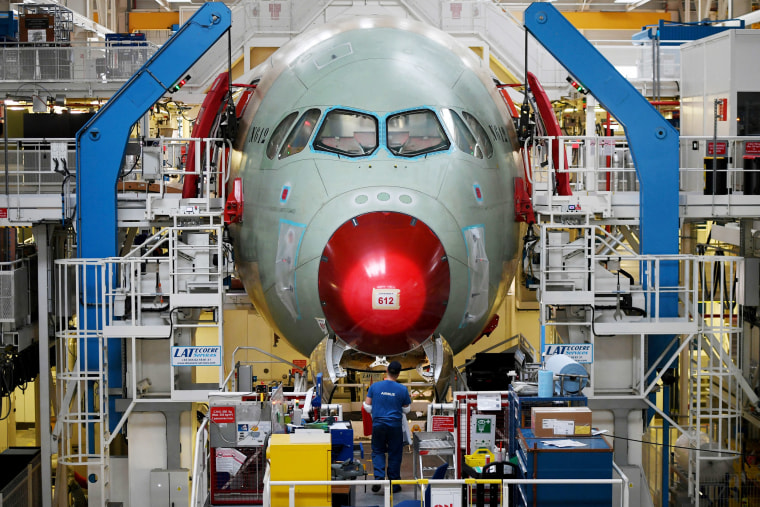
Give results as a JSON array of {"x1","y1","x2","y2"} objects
[{"x1": 318, "y1": 211, "x2": 450, "y2": 356}]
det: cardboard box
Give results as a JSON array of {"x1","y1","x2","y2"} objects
[{"x1": 530, "y1": 407, "x2": 592, "y2": 437}]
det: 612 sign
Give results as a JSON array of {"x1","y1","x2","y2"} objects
[{"x1": 372, "y1": 288, "x2": 400, "y2": 310}]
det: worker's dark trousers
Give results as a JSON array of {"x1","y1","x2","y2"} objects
[{"x1": 371, "y1": 423, "x2": 403, "y2": 480}]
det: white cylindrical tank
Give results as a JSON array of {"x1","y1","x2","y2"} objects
[
  {"x1": 674, "y1": 430, "x2": 735, "y2": 481},
  {"x1": 544, "y1": 353, "x2": 588, "y2": 395}
]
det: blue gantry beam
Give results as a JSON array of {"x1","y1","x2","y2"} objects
[
  {"x1": 524, "y1": 2, "x2": 679, "y2": 345},
  {"x1": 77, "y1": 3, "x2": 231, "y2": 258},
  {"x1": 524, "y1": 5, "x2": 679, "y2": 505},
  {"x1": 75, "y1": 2, "x2": 231, "y2": 436}
]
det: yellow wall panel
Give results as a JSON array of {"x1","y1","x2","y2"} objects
[
  {"x1": 250, "y1": 47, "x2": 278, "y2": 68},
  {"x1": 453, "y1": 290, "x2": 541, "y2": 367},
  {"x1": 222, "y1": 309, "x2": 307, "y2": 387},
  {"x1": 470, "y1": 47, "x2": 518, "y2": 85},
  {"x1": 562, "y1": 12, "x2": 673, "y2": 31},
  {"x1": 128, "y1": 12, "x2": 180, "y2": 32}
]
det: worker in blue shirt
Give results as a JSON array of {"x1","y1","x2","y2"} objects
[{"x1": 363, "y1": 360, "x2": 411, "y2": 493}]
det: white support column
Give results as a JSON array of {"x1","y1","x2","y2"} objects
[{"x1": 33, "y1": 223, "x2": 52, "y2": 507}]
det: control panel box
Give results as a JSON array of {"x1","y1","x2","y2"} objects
[{"x1": 209, "y1": 400, "x2": 272, "y2": 447}]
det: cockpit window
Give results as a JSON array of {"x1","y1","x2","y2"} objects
[
  {"x1": 441, "y1": 109, "x2": 477, "y2": 157},
  {"x1": 267, "y1": 112, "x2": 298, "y2": 160},
  {"x1": 462, "y1": 112, "x2": 494, "y2": 159},
  {"x1": 387, "y1": 109, "x2": 450, "y2": 157},
  {"x1": 279, "y1": 108, "x2": 321, "y2": 159},
  {"x1": 313, "y1": 109, "x2": 378, "y2": 157}
]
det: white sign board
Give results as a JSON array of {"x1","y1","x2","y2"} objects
[
  {"x1": 214, "y1": 448, "x2": 246, "y2": 474},
  {"x1": 372, "y1": 288, "x2": 400, "y2": 310},
  {"x1": 469, "y1": 414, "x2": 495, "y2": 453},
  {"x1": 237, "y1": 421, "x2": 271, "y2": 446},
  {"x1": 543, "y1": 344, "x2": 593, "y2": 364},
  {"x1": 430, "y1": 485, "x2": 462, "y2": 506},
  {"x1": 50, "y1": 142, "x2": 68, "y2": 172},
  {"x1": 476, "y1": 392, "x2": 501, "y2": 411},
  {"x1": 171, "y1": 346, "x2": 222, "y2": 366}
]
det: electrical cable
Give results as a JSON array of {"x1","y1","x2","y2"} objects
[
  {"x1": 167, "y1": 306, "x2": 181, "y2": 340},
  {"x1": 210, "y1": 418, "x2": 238, "y2": 445},
  {"x1": 120, "y1": 152, "x2": 140, "y2": 179},
  {"x1": 217, "y1": 27, "x2": 238, "y2": 145},
  {"x1": 0, "y1": 351, "x2": 14, "y2": 420},
  {"x1": 523, "y1": 26, "x2": 528, "y2": 99},
  {"x1": 522, "y1": 223, "x2": 539, "y2": 285},
  {"x1": 15, "y1": 349, "x2": 29, "y2": 393},
  {"x1": 604, "y1": 433, "x2": 744, "y2": 458},
  {"x1": 0, "y1": 397, "x2": 10, "y2": 421},
  {"x1": 132, "y1": 306, "x2": 178, "y2": 340},
  {"x1": 163, "y1": 99, "x2": 193, "y2": 122},
  {"x1": 327, "y1": 384, "x2": 337, "y2": 404},
  {"x1": 517, "y1": 27, "x2": 533, "y2": 144},
  {"x1": 120, "y1": 122, "x2": 141, "y2": 179}
]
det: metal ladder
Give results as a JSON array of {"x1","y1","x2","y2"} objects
[
  {"x1": 54, "y1": 135, "x2": 229, "y2": 504},
  {"x1": 687, "y1": 257, "x2": 744, "y2": 501}
]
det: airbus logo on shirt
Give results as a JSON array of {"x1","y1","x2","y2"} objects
[{"x1": 381, "y1": 392, "x2": 396, "y2": 396}]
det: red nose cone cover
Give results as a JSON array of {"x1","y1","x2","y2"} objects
[{"x1": 318, "y1": 212, "x2": 450, "y2": 356}]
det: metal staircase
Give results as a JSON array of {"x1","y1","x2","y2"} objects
[
  {"x1": 529, "y1": 134, "x2": 759, "y2": 504},
  {"x1": 52, "y1": 136, "x2": 230, "y2": 504},
  {"x1": 402, "y1": 0, "x2": 567, "y2": 93},
  {"x1": 54, "y1": 258, "x2": 113, "y2": 504},
  {"x1": 176, "y1": 0, "x2": 332, "y2": 102},
  {"x1": 687, "y1": 259, "x2": 745, "y2": 501},
  {"x1": 176, "y1": 0, "x2": 665, "y2": 103}
]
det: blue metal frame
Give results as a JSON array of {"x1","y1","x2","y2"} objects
[
  {"x1": 524, "y1": 2, "x2": 680, "y2": 363},
  {"x1": 75, "y1": 2, "x2": 231, "y2": 436},
  {"x1": 77, "y1": 3, "x2": 231, "y2": 257},
  {"x1": 524, "y1": 3, "x2": 679, "y2": 263},
  {"x1": 633, "y1": 19, "x2": 744, "y2": 46},
  {"x1": 524, "y1": 5, "x2": 679, "y2": 505}
]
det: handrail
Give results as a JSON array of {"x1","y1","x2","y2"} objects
[
  {"x1": 0, "y1": 41, "x2": 159, "y2": 83},
  {"x1": 267, "y1": 476, "x2": 628, "y2": 507},
  {"x1": 190, "y1": 417, "x2": 209, "y2": 507},
  {"x1": 529, "y1": 134, "x2": 760, "y2": 207},
  {"x1": 0, "y1": 136, "x2": 230, "y2": 225},
  {"x1": 228, "y1": 345, "x2": 307, "y2": 391},
  {"x1": 612, "y1": 461, "x2": 631, "y2": 507}
]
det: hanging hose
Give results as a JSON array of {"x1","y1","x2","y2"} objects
[{"x1": 517, "y1": 27, "x2": 532, "y2": 144}]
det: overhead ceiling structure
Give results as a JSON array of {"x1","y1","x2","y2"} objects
[
  {"x1": 133, "y1": 0, "x2": 754, "y2": 18},
  {"x1": 496, "y1": 0, "x2": 753, "y2": 18},
  {"x1": 8, "y1": 0, "x2": 746, "y2": 102},
  {"x1": 22, "y1": 0, "x2": 114, "y2": 37}
]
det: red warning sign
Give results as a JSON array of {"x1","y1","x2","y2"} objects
[
  {"x1": 746, "y1": 142, "x2": 760, "y2": 156},
  {"x1": 707, "y1": 141, "x2": 728, "y2": 156},
  {"x1": 0, "y1": 209, "x2": 6, "y2": 219},
  {"x1": 717, "y1": 98, "x2": 728, "y2": 121},
  {"x1": 431, "y1": 415, "x2": 455, "y2": 432},
  {"x1": 292, "y1": 359, "x2": 307, "y2": 374},
  {"x1": 210, "y1": 406, "x2": 235, "y2": 424}
]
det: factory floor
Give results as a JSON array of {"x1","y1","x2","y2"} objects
[
  {"x1": 13, "y1": 425, "x2": 424, "y2": 505},
  {"x1": 15, "y1": 426, "x2": 37, "y2": 446},
  {"x1": 352, "y1": 443, "x2": 419, "y2": 506}
]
